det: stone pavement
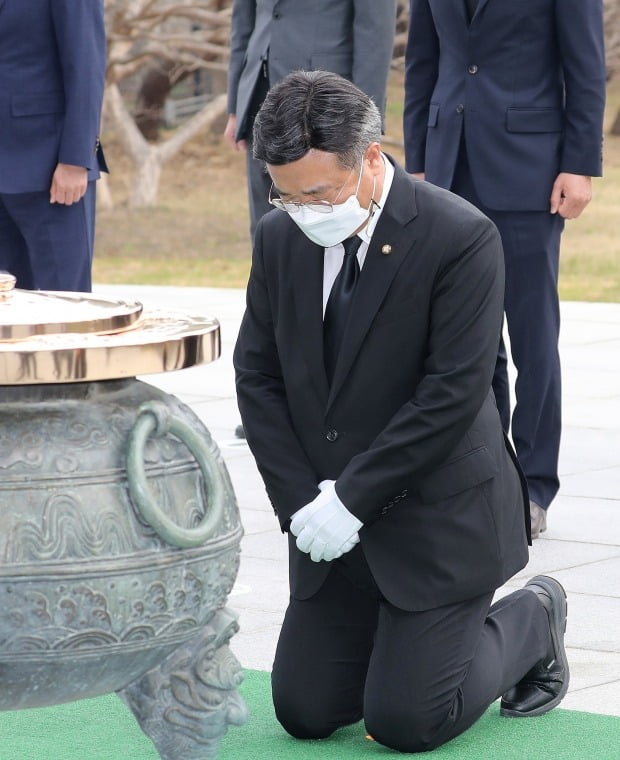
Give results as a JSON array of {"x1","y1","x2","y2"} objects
[{"x1": 96, "y1": 284, "x2": 620, "y2": 718}]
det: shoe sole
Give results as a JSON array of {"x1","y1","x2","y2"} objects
[{"x1": 500, "y1": 575, "x2": 569, "y2": 718}]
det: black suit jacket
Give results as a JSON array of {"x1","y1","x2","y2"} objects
[{"x1": 234, "y1": 163, "x2": 529, "y2": 611}]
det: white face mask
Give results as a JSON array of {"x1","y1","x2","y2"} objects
[{"x1": 288, "y1": 162, "x2": 375, "y2": 248}]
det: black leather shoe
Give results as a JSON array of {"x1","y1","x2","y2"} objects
[
  {"x1": 530, "y1": 501, "x2": 547, "y2": 540},
  {"x1": 501, "y1": 575, "x2": 569, "y2": 717}
]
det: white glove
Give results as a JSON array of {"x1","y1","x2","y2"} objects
[{"x1": 290, "y1": 482, "x2": 363, "y2": 563}]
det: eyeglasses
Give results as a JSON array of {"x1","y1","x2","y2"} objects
[
  {"x1": 269, "y1": 192, "x2": 334, "y2": 214},
  {"x1": 268, "y1": 164, "x2": 357, "y2": 214}
]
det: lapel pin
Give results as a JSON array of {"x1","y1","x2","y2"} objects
[{"x1": 381, "y1": 244, "x2": 392, "y2": 255}]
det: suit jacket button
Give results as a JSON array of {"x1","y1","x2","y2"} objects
[
  {"x1": 468, "y1": 64, "x2": 478, "y2": 74},
  {"x1": 456, "y1": 103, "x2": 465, "y2": 113},
  {"x1": 326, "y1": 429, "x2": 338, "y2": 442}
]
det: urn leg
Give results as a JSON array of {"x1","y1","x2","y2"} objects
[{"x1": 119, "y1": 608, "x2": 247, "y2": 760}]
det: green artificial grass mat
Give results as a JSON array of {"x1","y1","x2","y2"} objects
[{"x1": 1, "y1": 669, "x2": 619, "y2": 759}]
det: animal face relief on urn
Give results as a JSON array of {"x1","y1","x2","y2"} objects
[{"x1": 0, "y1": 273, "x2": 246, "y2": 759}]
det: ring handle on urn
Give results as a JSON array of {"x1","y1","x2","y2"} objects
[{"x1": 126, "y1": 401, "x2": 225, "y2": 548}]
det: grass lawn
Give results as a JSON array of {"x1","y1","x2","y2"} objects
[
  {"x1": 93, "y1": 72, "x2": 620, "y2": 301},
  {"x1": 560, "y1": 78, "x2": 620, "y2": 301}
]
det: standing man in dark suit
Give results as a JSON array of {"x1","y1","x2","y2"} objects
[
  {"x1": 224, "y1": 0, "x2": 397, "y2": 238},
  {"x1": 403, "y1": 0, "x2": 607, "y2": 537},
  {"x1": 234, "y1": 71, "x2": 569, "y2": 753},
  {"x1": 0, "y1": 0, "x2": 107, "y2": 292}
]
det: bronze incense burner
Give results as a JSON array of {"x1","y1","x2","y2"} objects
[{"x1": 0, "y1": 274, "x2": 246, "y2": 759}]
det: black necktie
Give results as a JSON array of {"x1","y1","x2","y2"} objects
[
  {"x1": 465, "y1": 0, "x2": 478, "y2": 22},
  {"x1": 324, "y1": 236, "x2": 362, "y2": 383}
]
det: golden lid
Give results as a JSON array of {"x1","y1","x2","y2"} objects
[
  {"x1": 0, "y1": 273, "x2": 143, "y2": 339},
  {"x1": 0, "y1": 273, "x2": 220, "y2": 385}
]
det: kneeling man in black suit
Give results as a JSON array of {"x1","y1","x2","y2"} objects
[{"x1": 234, "y1": 70, "x2": 569, "y2": 753}]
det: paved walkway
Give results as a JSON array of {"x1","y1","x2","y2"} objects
[{"x1": 96, "y1": 284, "x2": 620, "y2": 718}]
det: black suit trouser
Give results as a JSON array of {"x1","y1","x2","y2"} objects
[
  {"x1": 451, "y1": 144, "x2": 564, "y2": 509},
  {"x1": 272, "y1": 552, "x2": 549, "y2": 753},
  {"x1": 245, "y1": 139, "x2": 272, "y2": 239},
  {"x1": 242, "y1": 67, "x2": 272, "y2": 239}
]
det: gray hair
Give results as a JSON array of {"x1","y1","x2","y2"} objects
[{"x1": 252, "y1": 70, "x2": 382, "y2": 169}]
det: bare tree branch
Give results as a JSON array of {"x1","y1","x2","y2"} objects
[{"x1": 102, "y1": 0, "x2": 233, "y2": 205}]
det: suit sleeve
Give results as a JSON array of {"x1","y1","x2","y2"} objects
[
  {"x1": 227, "y1": 0, "x2": 257, "y2": 115},
  {"x1": 51, "y1": 0, "x2": 106, "y2": 170},
  {"x1": 336, "y1": 210, "x2": 506, "y2": 525},
  {"x1": 234, "y1": 224, "x2": 322, "y2": 530},
  {"x1": 555, "y1": 0, "x2": 606, "y2": 176},
  {"x1": 351, "y1": 0, "x2": 397, "y2": 121},
  {"x1": 403, "y1": 0, "x2": 439, "y2": 173}
]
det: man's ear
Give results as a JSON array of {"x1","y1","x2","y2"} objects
[{"x1": 366, "y1": 142, "x2": 383, "y2": 174}]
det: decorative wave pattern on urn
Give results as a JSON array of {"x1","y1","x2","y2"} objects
[
  {"x1": 0, "y1": 551, "x2": 238, "y2": 655},
  {"x1": 4, "y1": 493, "x2": 160, "y2": 563},
  {"x1": 0, "y1": 430, "x2": 44, "y2": 470},
  {"x1": 0, "y1": 418, "x2": 110, "y2": 473}
]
